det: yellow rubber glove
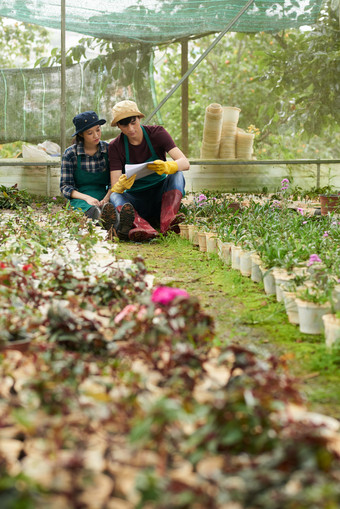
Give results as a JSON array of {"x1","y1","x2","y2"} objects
[
  {"x1": 111, "y1": 174, "x2": 136, "y2": 193},
  {"x1": 147, "y1": 159, "x2": 178, "y2": 175}
]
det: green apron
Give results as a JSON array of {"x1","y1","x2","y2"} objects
[
  {"x1": 70, "y1": 152, "x2": 109, "y2": 213},
  {"x1": 124, "y1": 126, "x2": 166, "y2": 194}
]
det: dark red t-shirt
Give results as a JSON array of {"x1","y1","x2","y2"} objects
[{"x1": 108, "y1": 125, "x2": 176, "y2": 173}]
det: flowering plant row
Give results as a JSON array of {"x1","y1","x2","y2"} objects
[{"x1": 184, "y1": 183, "x2": 340, "y2": 306}]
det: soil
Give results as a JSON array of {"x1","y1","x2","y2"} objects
[{"x1": 115, "y1": 234, "x2": 340, "y2": 421}]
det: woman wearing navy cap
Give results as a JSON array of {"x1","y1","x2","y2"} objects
[{"x1": 60, "y1": 110, "x2": 134, "y2": 237}]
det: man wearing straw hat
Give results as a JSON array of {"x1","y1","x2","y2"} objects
[{"x1": 109, "y1": 100, "x2": 190, "y2": 242}]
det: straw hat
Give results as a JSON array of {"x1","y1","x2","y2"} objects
[{"x1": 111, "y1": 100, "x2": 145, "y2": 126}]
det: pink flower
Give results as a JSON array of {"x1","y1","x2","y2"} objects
[
  {"x1": 302, "y1": 221, "x2": 308, "y2": 224},
  {"x1": 307, "y1": 254, "x2": 322, "y2": 266},
  {"x1": 0, "y1": 262, "x2": 6, "y2": 269},
  {"x1": 323, "y1": 231, "x2": 329, "y2": 238},
  {"x1": 297, "y1": 207, "x2": 304, "y2": 215},
  {"x1": 281, "y1": 185, "x2": 289, "y2": 190},
  {"x1": 198, "y1": 194, "x2": 207, "y2": 203},
  {"x1": 281, "y1": 178, "x2": 289, "y2": 184},
  {"x1": 114, "y1": 304, "x2": 138, "y2": 324},
  {"x1": 52, "y1": 197, "x2": 57, "y2": 200},
  {"x1": 22, "y1": 264, "x2": 33, "y2": 272},
  {"x1": 151, "y1": 286, "x2": 189, "y2": 305}
]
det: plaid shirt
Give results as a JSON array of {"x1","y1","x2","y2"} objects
[{"x1": 60, "y1": 140, "x2": 109, "y2": 199}]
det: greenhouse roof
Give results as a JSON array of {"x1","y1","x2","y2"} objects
[{"x1": 0, "y1": 0, "x2": 324, "y2": 45}]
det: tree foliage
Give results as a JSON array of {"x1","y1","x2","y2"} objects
[
  {"x1": 0, "y1": 19, "x2": 50, "y2": 68},
  {"x1": 262, "y1": 1, "x2": 340, "y2": 138},
  {"x1": 153, "y1": 0, "x2": 340, "y2": 159}
]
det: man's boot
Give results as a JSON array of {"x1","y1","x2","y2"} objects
[
  {"x1": 100, "y1": 203, "x2": 119, "y2": 232},
  {"x1": 160, "y1": 189, "x2": 185, "y2": 234},
  {"x1": 116, "y1": 203, "x2": 135, "y2": 240},
  {"x1": 129, "y1": 210, "x2": 159, "y2": 242}
]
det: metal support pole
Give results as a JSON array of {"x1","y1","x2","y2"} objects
[
  {"x1": 181, "y1": 39, "x2": 189, "y2": 155},
  {"x1": 60, "y1": 0, "x2": 66, "y2": 156},
  {"x1": 144, "y1": 0, "x2": 255, "y2": 124},
  {"x1": 316, "y1": 160, "x2": 321, "y2": 189},
  {"x1": 46, "y1": 165, "x2": 51, "y2": 196}
]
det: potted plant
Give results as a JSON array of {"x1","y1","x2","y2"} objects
[
  {"x1": 319, "y1": 187, "x2": 340, "y2": 216},
  {"x1": 0, "y1": 320, "x2": 32, "y2": 352},
  {"x1": 322, "y1": 311, "x2": 340, "y2": 348},
  {"x1": 295, "y1": 284, "x2": 332, "y2": 335}
]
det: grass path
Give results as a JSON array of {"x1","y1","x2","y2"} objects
[{"x1": 115, "y1": 233, "x2": 340, "y2": 420}]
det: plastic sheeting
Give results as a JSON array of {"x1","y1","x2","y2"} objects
[{"x1": 0, "y1": 48, "x2": 154, "y2": 143}]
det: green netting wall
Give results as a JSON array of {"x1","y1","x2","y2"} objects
[
  {"x1": 0, "y1": 48, "x2": 154, "y2": 144},
  {"x1": 0, "y1": 1, "x2": 324, "y2": 44}
]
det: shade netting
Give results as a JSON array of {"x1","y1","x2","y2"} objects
[
  {"x1": 0, "y1": 0, "x2": 324, "y2": 144},
  {"x1": 1, "y1": 0, "x2": 324, "y2": 45}
]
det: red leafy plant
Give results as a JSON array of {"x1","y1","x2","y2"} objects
[
  {"x1": 130, "y1": 346, "x2": 340, "y2": 508},
  {"x1": 112, "y1": 285, "x2": 214, "y2": 347}
]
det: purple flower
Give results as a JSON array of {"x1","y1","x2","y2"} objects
[
  {"x1": 297, "y1": 207, "x2": 304, "y2": 215},
  {"x1": 302, "y1": 220, "x2": 308, "y2": 224},
  {"x1": 152, "y1": 286, "x2": 189, "y2": 305},
  {"x1": 52, "y1": 197, "x2": 57, "y2": 200},
  {"x1": 271, "y1": 200, "x2": 281, "y2": 208},
  {"x1": 281, "y1": 178, "x2": 290, "y2": 184},
  {"x1": 307, "y1": 254, "x2": 322, "y2": 266},
  {"x1": 323, "y1": 231, "x2": 329, "y2": 237},
  {"x1": 198, "y1": 194, "x2": 207, "y2": 203},
  {"x1": 281, "y1": 185, "x2": 289, "y2": 190}
]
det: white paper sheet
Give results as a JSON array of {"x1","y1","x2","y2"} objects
[{"x1": 125, "y1": 162, "x2": 154, "y2": 180}]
